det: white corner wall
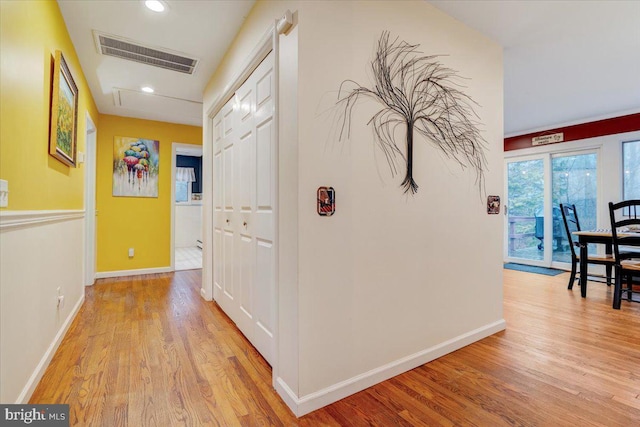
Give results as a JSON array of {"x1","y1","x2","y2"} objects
[
  {"x1": 0, "y1": 211, "x2": 85, "y2": 403},
  {"x1": 201, "y1": 0, "x2": 301, "y2": 398},
  {"x1": 202, "y1": 0, "x2": 504, "y2": 417},
  {"x1": 293, "y1": 0, "x2": 504, "y2": 408}
]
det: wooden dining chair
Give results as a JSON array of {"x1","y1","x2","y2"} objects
[
  {"x1": 560, "y1": 203, "x2": 614, "y2": 289},
  {"x1": 608, "y1": 200, "x2": 640, "y2": 309}
]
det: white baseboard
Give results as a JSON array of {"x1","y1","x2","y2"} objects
[
  {"x1": 95, "y1": 266, "x2": 172, "y2": 279},
  {"x1": 275, "y1": 377, "x2": 300, "y2": 415},
  {"x1": 17, "y1": 295, "x2": 85, "y2": 404},
  {"x1": 276, "y1": 319, "x2": 506, "y2": 417},
  {"x1": 200, "y1": 287, "x2": 212, "y2": 301}
]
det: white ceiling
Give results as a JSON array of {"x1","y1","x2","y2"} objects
[
  {"x1": 59, "y1": 1, "x2": 640, "y2": 135},
  {"x1": 58, "y1": 0, "x2": 255, "y2": 127},
  {"x1": 429, "y1": 0, "x2": 640, "y2": 135}
]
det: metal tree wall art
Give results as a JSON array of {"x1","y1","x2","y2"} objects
[{"x1": 336, "y1": 31, "x2": 488, "y2": 195}]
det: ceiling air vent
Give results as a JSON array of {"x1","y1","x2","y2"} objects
[{"x1": 93, "y1": 31, "x2": 198, "y2": 74}]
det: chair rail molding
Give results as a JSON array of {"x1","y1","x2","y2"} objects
[{"x1": 0, "y1": 210, "x2": 85, "y2": 231}]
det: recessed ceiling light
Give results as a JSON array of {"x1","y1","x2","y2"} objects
[
  {"x1": 141, "y1": 86, "x2": 154, "y2": 93},
  {"x1": 145, "y1": 0, "x2": 166, "y2": 13}
]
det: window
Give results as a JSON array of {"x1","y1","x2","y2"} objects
[
  {"x1": 176, "y1": 181, "x2": 190, "y2": 203},
  {"x1": 623, "y1": 140, "x2": 640, "y2": 200},
  {"x1": 551, "y1": 152, "x2": 597, "y2": 262},
  {"x1": 175, "y1": 156, "x2": 202, "y2": 204},
  {"x1": 175, "y1": 166, "x2": 197, "y2": 204}
]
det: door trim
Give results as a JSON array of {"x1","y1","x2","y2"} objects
[
  {"x1": 203, "y1": 8, "x2": 293, "y2": 393},
  {"x1": 504, "y1": 154, "x2": 549, "y2": 267},
  {"x1": 549, "y1": 148, "x2": 602, "y2": 270},
  {"x1": 84, "y1": 113, "x2": 97, "y2": 286}
]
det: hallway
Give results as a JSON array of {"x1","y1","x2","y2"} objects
[{"x1": 29, "y1": 270, "x2": 640, "y2": 425}]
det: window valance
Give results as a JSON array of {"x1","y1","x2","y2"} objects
[{"x1": 176, "y1": 167, "x2": 196, "y2": 182}]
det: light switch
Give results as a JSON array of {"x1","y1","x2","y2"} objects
[{"x1": 0, "y1": 180, "x2": 8, "y2": 208}]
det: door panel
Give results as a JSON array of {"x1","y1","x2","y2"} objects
[
  {"x1": 223, "y1": 230, "x2": 234, "y2": 299},
  {"x1": 506, "y1": 158, "x2": 545, "y2": 264},
  {"x1": 253, "y1": 238, "x2": 274, "y2": 358},
  {"x1": 223, "y1": 107, "x2": 234, "y2": 137},
  {"x1": 551, "y1": 152, "x2": 598, "y2": 263},
  {"x1": 213, "y1": 228, "x2": 222, "y2": 294},
  {"x1": 256, "y1": 72, "x2": 272, "y2": 109},
  {"x1": 238, "y1": 130, "x2": 254, "y2": 211},
  {"x1": 213, "y1": 152, "x2": 222, "y2": 210},
  {"x1": 250, "y1": 54, "x2": 275, "y2": 365},
  {"x1": 223, "y1": 146, "x2": 234, "y2": 211},
  {"x1": 213, "y1": 97, "x2": 236, "y2": 305},
  {"x1": 256, "y1": 118, "x2": 273, "y2": 212},
  {"x1": 236, "y1": 234, "x2": 254, "y2": 337}
]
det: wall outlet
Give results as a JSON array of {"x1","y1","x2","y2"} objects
[
  {"x1": 128, "y1": 248, "x2": 134, "y2": 258},
  {"x1": 56, "y1": 287, "x2": 64, "y2": 309},
  {"x1": 0, "y1": 179, "x2": 8, "y2": 208}
]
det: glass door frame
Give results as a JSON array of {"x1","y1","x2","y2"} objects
[
  {"x1": 549, "y1": 148, "x2": 601, "y2": 270},
  {"x1": 504, "y1": 154, "x2": 550, "y2": 267},
  {"x1": 504, "y1": 147, "x2": 602, "y2": 269}
]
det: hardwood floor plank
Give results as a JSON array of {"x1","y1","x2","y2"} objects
[
  {"x1": 384, "y1": 375, "x2": 472, "y2": 426},
  {"x1": 100, "y1": 322, "x2": 130, "y2": 426},
  {"x1": 298, "y1": 409, "x2": 343, "y2": 427},
  {"x1": 29, "y1": 269, "x2": 640, "y2": 426}
]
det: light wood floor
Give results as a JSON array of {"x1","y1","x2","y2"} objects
[{"x1": 30, "y1": 270, "x2": 640, "y2": 426}]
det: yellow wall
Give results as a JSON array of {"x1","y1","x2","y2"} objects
[
  {"x1": 0, "y1": 0, "x2": 99, "y2": 210},
  {"x1": 96, "y1": 114, "x2": 202, "y2": 272}
]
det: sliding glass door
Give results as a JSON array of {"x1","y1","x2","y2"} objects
[
  {"x1": 551, "y1": 152, "x2": 597, "y2": 263},
  {"x1": 506, "y1": 157, "x2": 545, "y2": 264},
  {"x1": 505, "y1": 150, "x2": 599, "y2": 268}
]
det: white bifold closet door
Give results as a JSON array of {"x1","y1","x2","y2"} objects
[{"x1": 212, "y1": 51, "x2": 275, "y2": 365}]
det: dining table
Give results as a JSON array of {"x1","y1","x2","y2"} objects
[{"x1": 573, "y1": 229, "x2": 640, "y2": 298}]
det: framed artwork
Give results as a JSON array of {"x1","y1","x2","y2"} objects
[
  {"x1": 487, "y1": 195, "x2": 500, "y2": 214},
  {"x1": 317, "y1": 186, "x2": 336, "y2": 216},
  {"x1": 113, "y1": 136, "x2": 160, "y2": 197},
  {"x1": 49, "y1": 50, "x2": 78, "y2": 167}
]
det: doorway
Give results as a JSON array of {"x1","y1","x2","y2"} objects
[
  {"x1": 505, "y1": 149, "x2": 599, "y2": 269},
  {"x1": 171, "y1": 143, "x2": 203, "y2": 271},
  {"x1": 212, "y1": 51, "x2": 276, "y2": 366}
]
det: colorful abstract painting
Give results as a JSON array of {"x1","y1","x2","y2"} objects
[{"x1": 113, "y1": 137, "x2": 159, "y2": 197}]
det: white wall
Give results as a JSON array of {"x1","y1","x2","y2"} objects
[
  {"x1": 175, "y1": 205, "x2": 202, "y2": 248},
  {"x1": 0, "y1": 212, "x2": 85, "y2": 403},
  {"x1": 203, "y1": 0, "x2": 504, "y2": 416},
  {"x1": 294, "y1": 0, "x2": 504, "y2": 401}
]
